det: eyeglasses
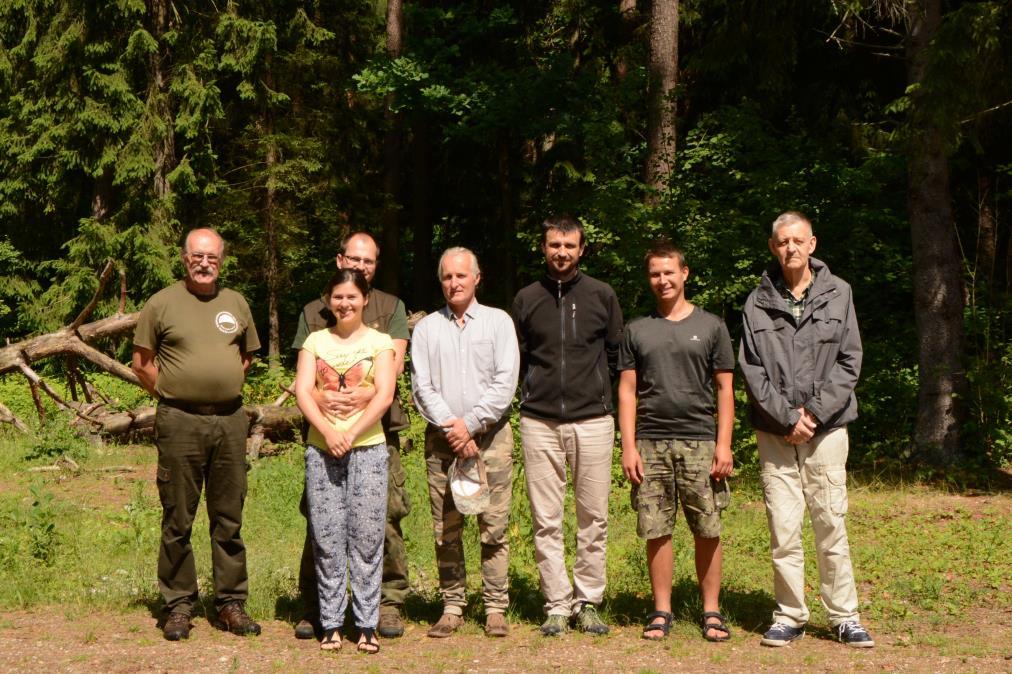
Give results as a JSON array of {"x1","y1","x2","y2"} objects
[
  {"x1": 187, "y1": 252, "x2": 221, "y2": 264},
  {"x1": 341, "y1": 255, "x2": 376, "y2": 267}
]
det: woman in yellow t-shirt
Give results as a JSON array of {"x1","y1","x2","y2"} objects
[{"x1": 295, "y1": 269, "x2": 395, "y2": 654}]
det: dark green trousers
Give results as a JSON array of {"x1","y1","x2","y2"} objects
[
  {"x1": 299, "y1": 433, "x2": 411, "y2": 620},
  {"x1": 155, "y1": 404, "x2": 250, "y2": 616}
]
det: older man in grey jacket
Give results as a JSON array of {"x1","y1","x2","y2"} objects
[{"x1": 739, "y1": 211, "x2": 874, "y2": 649}]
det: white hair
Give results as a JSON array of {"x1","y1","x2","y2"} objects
[
  {"x1": 771, "y1": 211, "x2": 813, "y2": 237},
  {"x1": 437, "y1": 247, "x2": 481, "y2": 279},
  {"x1": 183, "y1": 228, "x2": 225, "y2": 256}
]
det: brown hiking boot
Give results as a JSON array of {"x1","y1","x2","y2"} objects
[
  {"x1": 163, "y1": 612, "x2": 191, "y2": 641},
  {"x1": 378, "y1": 608, "x2": 405, "y2": 638},
  {"x1": 217, "y1": 601, "x2": 261, "y2": 636},
  {"x1": 427, "y1": 613, "x2": 463, "y2": 638},
  {"x1": 485, "y1": 613, "x2": 509, "y2": 638}
]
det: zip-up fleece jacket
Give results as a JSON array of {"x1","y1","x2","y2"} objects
[
  {"x1": 738, "y1": 257, "x2": 862, "y2": 435},
  {"x1": 512, "y1": 271, "x2": 624, "y2": 422}
]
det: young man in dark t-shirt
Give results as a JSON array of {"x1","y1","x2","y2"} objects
[{"x1": 617, "y1": 240, "x2": 735, "y2": 643}]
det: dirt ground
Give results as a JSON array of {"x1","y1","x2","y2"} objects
[{"x1": 0, "y1": 606, "x2": 1008, "y2": 673}]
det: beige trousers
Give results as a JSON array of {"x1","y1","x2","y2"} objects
[
  {"x1": 757, "y1": 428, "x2": 860, "y2": 628},
  {"x1": 521, "y1": 414, "x2": 614, "y2": 616}
]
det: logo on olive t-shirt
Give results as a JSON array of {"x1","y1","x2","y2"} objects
[{"x1": 216, "y1": 311, "x2": 239, "y2": 334}]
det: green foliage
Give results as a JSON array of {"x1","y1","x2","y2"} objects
[
  {"x1": 0, "y1": 431, "x2": 1006, "y2": 665},
  {"x1": 0, "y1": 0, "x2": 1009, "y2": 468},
  {"x1": 23, "y1": 421, "x2": 91, "y2": 462},
  {"x1": 24, "y1": 484, "x2": 59, "y2": 566}
]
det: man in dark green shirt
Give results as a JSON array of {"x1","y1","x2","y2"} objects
[
  {"x1": 291, "y1": 231, "x2": 412, "y2": 640},
  {"x1": 132, "y1": 228, "x2": 261, "y2": 642}
]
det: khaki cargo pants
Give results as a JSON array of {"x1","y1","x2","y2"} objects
[
  {"x1": 425, "y1": 421, "x2": 513, "y2": 616},
  {"x1": 758, "y1": 427, "x2": 861, "y2": 628}
]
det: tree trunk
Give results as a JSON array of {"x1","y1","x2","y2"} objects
[
  {"x1": 260, "y1": 59, "x2": 282, "y2": 369},
  {"x1": 976, "y1": 170, "x2": 997, "y2": 291},
  {"x1": 906, "y1": 0, "x2": 966, "y2": 465},
  {"x1": 147, "y1": 0, "x2": 175, "y2": 201},
  {"x1": 377, "y1": 0, "x2": 405, "y2": 295},
  {"x1": 615, "y1": 0, "x2": 639, "y2": 82},
  {"x1": 644, "y1": 0, "x2": 678, "y2": 203},
  {"x1": 496, "y1": 132, "x2": 516, "y2": 305},
  {"x1": 262, "y1": 131, "x2": 281, "y2": 369},
  {"x1": 410, "y1": 113, "x2": 433, "y2": 312}
]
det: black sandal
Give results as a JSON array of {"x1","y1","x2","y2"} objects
[
  {"x1": 642, "y1": 611, "x2": 674, "y2": 640},
  {"x1": 701, "y1": 611, "x2": 731, "y2": 642},
  {"x1": 357, "y1": 627, "x2": 380, "y2": 654},
  {"x1": 320, "y1": 628, "x2": 342, "y2": 651}
]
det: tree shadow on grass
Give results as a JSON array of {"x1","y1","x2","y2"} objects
[
  {"x1": 405, "y1": 590, "x2": 444, "y2": 626},
  {"x1": 131, "y1": 592, "x2": 220, "y2": 630},
  {"x1": 273, "y1": 594, "x2": 301, "y2": 625},
  {"x1": 606, "y1": 579, "x2": 774, "y2": 636}
]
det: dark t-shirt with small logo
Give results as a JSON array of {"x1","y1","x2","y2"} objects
[
  {"x1": 134, "y1": 281, "x2": 261, "y2": 403},
  {"x1": 618, "y1": 306, "x2": 734, "y2": 439}
]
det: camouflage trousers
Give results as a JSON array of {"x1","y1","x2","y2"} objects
[
  {"x1": 425, "y1": 420, "x2": 512, "y2": 616},
  {"x1": 299, "y1": 433, "x2": 411, "y2": 620}
]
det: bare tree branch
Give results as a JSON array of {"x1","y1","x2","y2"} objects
[
  {"x1": 70, "y1": 261, "x2": 115, "y2": 332},
  {"x1": 0, "y1": 402, "x2": 29, "y2": 433}
]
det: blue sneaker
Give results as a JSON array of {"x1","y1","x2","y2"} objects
[
  {"x1": 836, "y1": 621, "x2": 875, "y2": 648},
  {"x1": 761, "y1": 622, "x2": 804, "y2": 647}
]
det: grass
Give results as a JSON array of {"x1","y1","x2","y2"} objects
[{"x1": 0, "y1": 404, "x2": 1008, "y2": 657}]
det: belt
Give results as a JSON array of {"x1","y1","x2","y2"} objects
[{"x1": 160, "y1": 397, "x2": 243, "y2": 416}]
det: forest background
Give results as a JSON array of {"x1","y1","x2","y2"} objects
[{"x1": 0, "y1": 0, "x2": 1010, "y2": 475}]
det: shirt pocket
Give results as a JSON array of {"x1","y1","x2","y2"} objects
[{"x1": 472, "y1": 339, "x2": 494, "y2": 374}]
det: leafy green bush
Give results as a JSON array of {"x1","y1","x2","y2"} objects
[{"x1": 24, "y1": 422, "x2": 91, "y2": 462}]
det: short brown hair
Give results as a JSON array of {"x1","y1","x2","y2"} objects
[
  {"x1": 541, "y1": 214, "x2": 585, "y2": 246},
  {"x1": 643, "y1": 238, "x2": 686, "y2": 271}
]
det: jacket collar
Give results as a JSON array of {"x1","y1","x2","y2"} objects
[
  {"x1": 540, "y1": 269, "x2": 583, "y2": 294},
  {"x1": 755, "y1": 257, "x2": 834, "y2": 310}
]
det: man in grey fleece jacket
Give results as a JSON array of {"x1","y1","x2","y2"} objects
[{"x1": 739, "y1": 211, "x2": 874, "y2": 649}]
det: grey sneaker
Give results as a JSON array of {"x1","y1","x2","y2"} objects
[
  {"x1": 761, "y1": 622, "x2": 804, "y2": 647},
  {"x1": 574, "y1": 603, "x2": 609, "y2": 635},
  {"x1": 540, "y1": 614, "x2": 569, "y2": 636},
  {"x1": 836, "y1": 621, "x2": 874, "y2": 648}
]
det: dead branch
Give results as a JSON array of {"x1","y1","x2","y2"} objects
[
  {"x1": 69, "y1": 261, "x2": 115, "y2": 332},
  {"x1": 27, "y1": 456, "x2": 80, "y2": 473},
  {"x1": 0, "y1": 313, "x2": 139, "y2": 379},
  {"x1": 0, "y1": 402, "x2": 29, "y2": 432},
  {"x1": 17, "y1": 361, "x2": 102, "y2": 426},
  {"x1": 273, "y1": 382, "x2": 295, "y2": 406},
  {"x1": 27, "y1": 375, "x2": 45, "y2": 422},
  {"x1": 118, "y1": 268, "x2": 127, "y2": 313}
]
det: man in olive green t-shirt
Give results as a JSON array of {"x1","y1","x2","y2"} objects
[
  {"x1": 132, "y1": 228, "x2": 262, "y2": 642},
  {"x1": 290, "y1": 231, "x2": 413, "y2": 640}
]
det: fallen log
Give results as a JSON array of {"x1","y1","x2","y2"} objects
[
  {"x1": 1, "y1": 263, "x2": 422, "y2": 453},
  {"x1": 63, "y1": 401, "x2": 303, "y2": 444}
]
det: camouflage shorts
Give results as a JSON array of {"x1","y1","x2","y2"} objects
[{"x1": 630, "y1": 438, "x2": 730, "y2": 540}]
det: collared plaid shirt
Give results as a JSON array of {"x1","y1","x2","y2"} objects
[{"x1": 774, "y1": 271, "x2": 815, "y2": 322}]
